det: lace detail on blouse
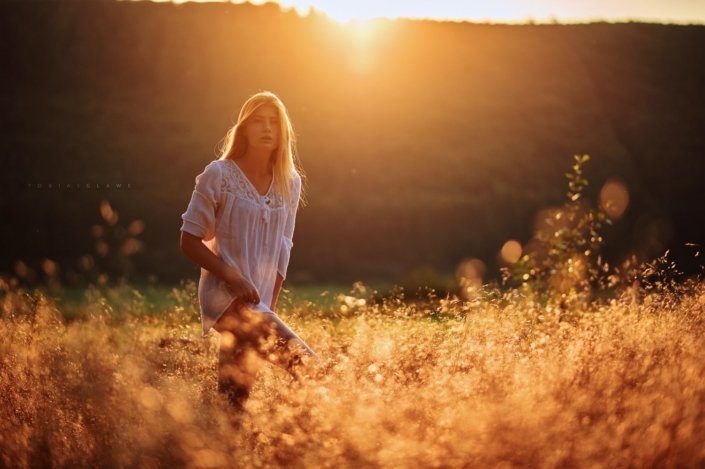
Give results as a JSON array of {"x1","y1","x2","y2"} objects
[{"x1": 221, "y1": 159, "x2": 284, "y2": 208}]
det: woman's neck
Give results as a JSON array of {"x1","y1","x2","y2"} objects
[{"x1": 239, "y1": 149, "x2": 273, "y2": 175}]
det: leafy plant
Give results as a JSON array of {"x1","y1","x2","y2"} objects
[{"x1": 502, "y1": 155, "x2": 611, "y2": 306}]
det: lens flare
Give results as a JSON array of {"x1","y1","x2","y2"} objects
[
  {"x1": 91, "y1": 224, "x2": 105, "y2": 238},
  {"x1": 14, "y1": 260, "x2": 29, "y2": 278},
  {"x1": 500, "y1": 240, "x2": 522, "y2": 264},
  {"x1": 533, "y1": 206, "x2": 564, "y2": 236},
  {"x1": 128, "y1": 220, "x2": 146, "y2": 236},
  {"x1": 78, "y1": 255, "x2": 95, "y2": 271},
  {"x1": 41, "y1": 259, "x2": 58, "y2": 277},
  {"x1": 220, "y1": 331, "x2": 237, "y2": 350},
  {"x1": 95, "y1": 240, "x2": 109, "y2": 257},
  {"x1": 456, "y1": 258, "x2": 486, "y2": 297},
  {"x1": 121, "y1": 238, "x2": 144, "y2": 256},
  {"x1": 139, "y1": 386, "x2": 163, "y2": 411},
  {"x1": 344, "y1": 19, "x2": 382, "y2": 74},
  {"x1": 100, "y1": 200, "x2": 119, "y2": 226},
  {"x1": 600, "y1": 178, "x2": 630, "y2": 220},
  {"x1": 166, "y1": 398, "x2": 194, "y2": 424}
]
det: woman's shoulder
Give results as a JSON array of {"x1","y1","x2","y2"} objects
[
  {"x1": 284, "y1": 169, "x2": 301, "y2": 201},
  {"x1": 193, "y1": 159, "x2": 225, "y2": 186},
  {"x1": 198, "y1": 158, "x2": 225, "y2": 175},
  {"x1": 288, "y1": 168, "x2": 301, "y2": 186},
  {"x1": 207, "y1": 158, "x2": 229, "y2": 171},
  {"x1": 287, "y1": 170, "x2": 302, "y2": 207}
]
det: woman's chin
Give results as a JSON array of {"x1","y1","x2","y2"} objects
[{"x1": 250, "y1": 143, "x2": 277, "y2": 152}]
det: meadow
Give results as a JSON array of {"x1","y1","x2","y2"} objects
[
  {"x1": 2, "y1": 3, "x2": 703, "y2": 466},
  {"x1": 1, "y1": 273, "x2": 704, "y2": 467}
]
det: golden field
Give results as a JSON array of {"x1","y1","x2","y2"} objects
[{"x1": 1, "y1": 278, "x2": 704, "y2": 468}]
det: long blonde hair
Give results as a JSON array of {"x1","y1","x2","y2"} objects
[{"x1": 218, "y1": 91, "x2": 305, "y2": 208}]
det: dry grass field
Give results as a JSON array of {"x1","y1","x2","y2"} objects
[{"x1": 1, "y1": 276, "x2": 704, "y2": 467}]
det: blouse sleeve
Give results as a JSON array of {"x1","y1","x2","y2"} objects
[
  {"x1": 277, "y1": 173, "x2": 302, "y2": 279},
  {"x1": 180, "y1": 161, "x2": 222, "y2": 242}
]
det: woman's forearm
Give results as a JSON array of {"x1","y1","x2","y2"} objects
[
  {"x1": 180, "y1": 231, "x2": 231, "y2": 281},
  {"x1": 271, "y1": 273, "x2": 284, "y2": 311}
]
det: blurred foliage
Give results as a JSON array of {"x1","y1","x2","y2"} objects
[
  {"x1": 503, "y1": 155, "x2": 610, "y2": 304},
  {"x1": 503, "y1": 154, "x2": 702, "y2": 308}
]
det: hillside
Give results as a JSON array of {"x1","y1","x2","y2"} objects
[{"x1": 1, "y1": 1, "x2": 703, "y2": 284}]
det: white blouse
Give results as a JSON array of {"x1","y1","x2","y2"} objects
[{"x1": 180, "y1": 158, "x2": 301, "y2": 337}]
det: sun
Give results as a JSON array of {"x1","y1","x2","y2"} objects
[{"x1": 274, "y1": 0, "x2": 387, "y2": 73}]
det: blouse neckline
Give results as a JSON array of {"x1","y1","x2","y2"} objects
[{"x1": 226, "y1": 159, "x2": 274, "y2": 198}]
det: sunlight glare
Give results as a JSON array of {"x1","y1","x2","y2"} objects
[
  {"x1": 41, "y1": 258, "x2": 58, "y2": 277},
  {"x1": 166, "y1": 398, "x2": 194, "y2": 424},
  {"x1": 139, "y1": 385, "x2": 164, "y2": 411},
  {"x1": 500, "y1": 240, "x2": 522, "y2": 264},
  {"x1": 220, "y1": 330, "x2": 236, "y2": 350},
  {"x1": 100, "y1": 200, "x2": 119, "y2": 226},
  {"x1": 14, "y1": 259, "x2": 30, "y2": 279},
  {"x1": 456, "y1": 258, "x2": 486, "y2": 298},
  {"x1": 600, "y1": 177, "x2": 630, "y2": 220},
  {"x1": 343, "y1": 18, "x2": 383, "y2": 74}
]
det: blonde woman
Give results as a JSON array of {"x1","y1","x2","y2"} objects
[{"x1": 180, "y1": 91, "x2": 316, "y2": 411}]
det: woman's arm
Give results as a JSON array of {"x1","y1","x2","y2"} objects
[
  {"x1": 273, "y1": 175, "x2": 301, "y2": 311},
  {"x1": 180, "y1": 231, "x2": 260, "y2": 305},
  {"x1": 270, "y1": 272, "x2": 284, "y2": 311},
  {"x1": 180, "y1": 231, "x2": 228, "y2": 279},
  {"x1": 272, "y1": 174, "x2": 302, "y2": 311}
]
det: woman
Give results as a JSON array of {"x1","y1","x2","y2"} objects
[{"x1": 180, "y1": 91, "x2": 316, "y2": 411}]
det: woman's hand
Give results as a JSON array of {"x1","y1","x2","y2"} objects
[
  {"x1": 179, "y1": 233, "x2": 260, "y2": 306},
  {"x1": 221, "y1": 266, "x2": 260, "y2": 306}
]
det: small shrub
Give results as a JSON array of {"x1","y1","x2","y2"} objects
[{"x1": 503, "y1": 155, "x2": 611, "y2": 307}]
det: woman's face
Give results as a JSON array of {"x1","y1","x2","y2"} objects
[{"x1": 244, "y1": 104, "x2": 280, "y2": 152}]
